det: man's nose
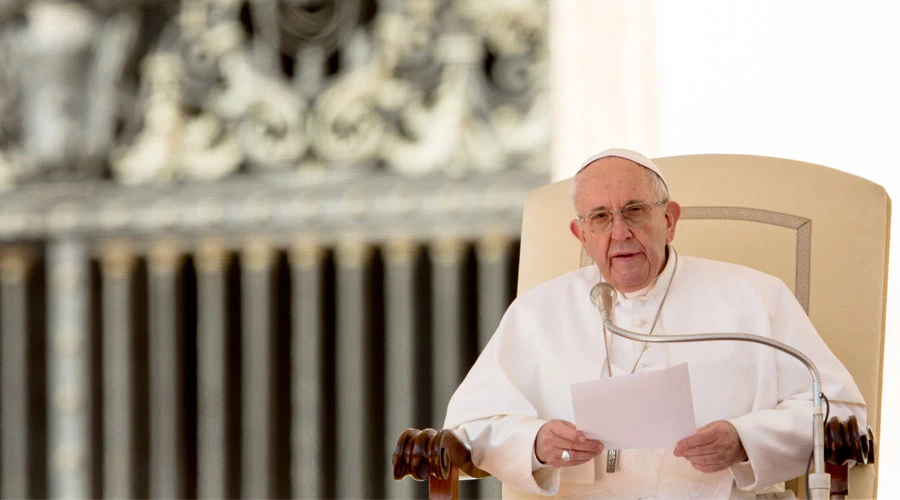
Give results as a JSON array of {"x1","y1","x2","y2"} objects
[{"x1": 609, "y1": 214, "x2": 632, "y2": 241}]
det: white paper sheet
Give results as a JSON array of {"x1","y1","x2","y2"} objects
[{"x1": 570, "y1": 362, "x2": 696, "y2": 450}]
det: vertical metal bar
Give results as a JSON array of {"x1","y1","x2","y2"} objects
[
  {"x1": 195, "y1": 242, "x2": 229, "y2": 500},
  {"x1": 47, "y1": 239, "x2": 91, "y2": 499},
  {"x1": 241, "y1": 240, "x2": 274, "y2": 499},
  {"x1": 384, "y1": 240, "x2": 418, "y2": 500},
  {"x1": 1, "y1": 248, "x2": 32, "y2": 499},
  {"x1": 475, "y1": 235, "x2": 512, "y2": 500},
  {"x1": 100, "y1": 244, "x2": 135, "y2": 499},
  {"x1": 430, "y1": 239, "x2": 466, "y2": 426},
  {"x1": 289, "y1": 243, "x2": 324, "y2": 500},
  {"x1": 335, "y1": 241, "x2": 370, "y2": 500},
  {"x1": 475, "y1": 235, "x2": 511, "y2": 351},
  {"x1": 148, "y1": 243, "x2": 182, "y2": 499}
]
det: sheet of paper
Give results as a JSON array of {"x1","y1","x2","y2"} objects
[{"x1": 570, "y1": 362, "x2": 696, "y2": 450}]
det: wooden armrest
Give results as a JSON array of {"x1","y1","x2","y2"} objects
[
  {"x1": 822, "y1": 415, "x2": 875, "y2": 497},
  {"x1": 824, "y1": 415, "x2": 875, "y2": 466},
  {"x1": 393, "y1": 428, "x2": 490, "y2": 500},
  {"x1": 393, "y1": 428, "x2": 491, "y2": 481}
]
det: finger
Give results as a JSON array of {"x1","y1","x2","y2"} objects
[
  {"x1": 544, "y1": 431, "x2": 603, "y2": 454},
  {"x1": 557, "y1": 442, "x2": 603, "y2": 457},
  {"x1": 546, "y1": 447, "x2": 575, "y2": 467},
  {"x1": 535, "y1": 433, "x2": 580, "y2": 463},
  {"x1": 534, "y1": 424, "x2": 559, "y2": 464},
  {"x1": 674, "y1": 440, "x2": 710, "y2": 456},
  {"x1": 549, "y1": 421, "x2": 585, "y2": 443},
  {"x1": 537, "y1": 421, "x2": 605, "y2": 465},
  {"x1": 674, "y1": 431, "x2": 717, "y2": 453},
  {"x1": 541, "y1": 433, "x2": 576, "y2": 452},
  {"x1": 678, "y1": 443, "x2": 724, "y2": 457},
  {"x1": 694, "y1": 421, "x2": 716, "y2": 433},
  {"x1": 558, "y1": 448, "x2": 605, "y2": 468},
  {"x1": 569, "y1": 439, "x2": 604, "y2": 454}
]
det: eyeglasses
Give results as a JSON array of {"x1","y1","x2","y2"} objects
[{"x1": 577, "y1": 199, "x2": 668, "y2": 233}]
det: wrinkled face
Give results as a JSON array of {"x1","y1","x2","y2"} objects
[{"x1": 569, "y1": 158, "x2": 680, "y2": 293}]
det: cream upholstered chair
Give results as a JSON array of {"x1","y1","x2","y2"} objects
[{"x1": 515, "y1": 154, "x2": 889, "y2": 498}]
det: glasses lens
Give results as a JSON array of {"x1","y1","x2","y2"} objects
[
  {"x1": 622, "y1": 204, "x2": 651, "y2": 225},
  {"x1": 588, "y1": 211, "x2": 613, "y2": 233}
]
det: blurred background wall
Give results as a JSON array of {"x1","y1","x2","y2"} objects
[
  {"x1": 1, "y1": 0, "x2": 896, "y2": 499},
  {"x1": 0, "y1": 0, "x2": 548, "y2": 498}
]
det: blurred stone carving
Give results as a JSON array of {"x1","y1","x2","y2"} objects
[
  {"x1": 382, "y1": 31, "x2": 505, "y2": 176},
  {"x1": 111, "y1": 53, "x2": 244, "y2": 184},
  {"x1": 0, "y1": 0, "x2": 549, "y2": 185},
  {"x1": 2, "y1": 1, "x2": 142, "y2": 182},
  {"x1": 211, "y1": 29, "x2": 310, "y2": 170},
  {"x1": 463, "y1": 0, "x2": 550, "y2": 170}
]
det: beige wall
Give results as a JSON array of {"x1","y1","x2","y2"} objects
[{"x1": 550, "y1": 1, "x2": 900, "y2": 495}]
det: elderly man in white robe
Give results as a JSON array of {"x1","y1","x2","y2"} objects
[{"x1": 443, "y1": 149, "x2": 866, "y2": 498}]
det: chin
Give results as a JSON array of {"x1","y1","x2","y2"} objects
[{"x1": 613, "y1": 275, "x2": 651, "y2": 292}]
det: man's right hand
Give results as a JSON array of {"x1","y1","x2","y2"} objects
[{"x1": 534, "y1": 419, "x2": 604, "y2": 468}]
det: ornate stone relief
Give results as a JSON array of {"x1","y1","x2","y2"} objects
[{"x1": 0, "y1": 0, "x2": 549, "y2": 186}]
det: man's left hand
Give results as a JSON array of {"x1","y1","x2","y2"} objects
[{"x1": 673, "y1": 420, "x2": 748, "y2": 473}]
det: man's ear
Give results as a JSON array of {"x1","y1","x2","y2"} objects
[
  {"x1": 570, "y1": 219, "x2": 586, "y2": 246},
  {"x1": 665, "y1": 201, "x2": 681, "y2": 242}
]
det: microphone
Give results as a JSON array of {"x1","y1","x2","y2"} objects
[
  {"x1": 590, "y1": 282, "x2": 617, "y2": 322},
  {"x1": 589, "y1": 282, "x2": 831, "y2": 499}
]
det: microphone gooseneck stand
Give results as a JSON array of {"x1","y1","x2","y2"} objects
[{"x1": 590, "y1": 282, "x2": 830, "y2": 500}]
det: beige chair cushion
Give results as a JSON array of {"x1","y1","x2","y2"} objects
[{"x1": 514, "y1": 154, "x2": 889, "y2": 499}]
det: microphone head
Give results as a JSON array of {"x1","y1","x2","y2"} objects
[{"x1": 590, "y1": 282, "x2": 617, "y2": 321}]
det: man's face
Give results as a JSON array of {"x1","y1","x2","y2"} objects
[{"x1": 568, "y1": 157, "x2": 680, "y2": 293}]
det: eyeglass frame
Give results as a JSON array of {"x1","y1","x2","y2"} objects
[{"x1": 576, "y1": 198, "x2": 669, "y2": 234}]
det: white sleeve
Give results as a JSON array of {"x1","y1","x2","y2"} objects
[
  {"x1": 443, "y1": 299, "x2": 561, "y2": 495},
  {"x1": 727, "y1": 283, "x2": 866, "y2": 491},
  {"x1": 452, "y1": 415, "x2": 558, "y2": 495}
]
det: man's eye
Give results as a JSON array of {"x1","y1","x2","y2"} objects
[
  {"x1": 592, "y1": 212, "x2": 612, "y2": 222},
  {"x1": 624, "y1": 205, "x2": 647, "y2": 216}
]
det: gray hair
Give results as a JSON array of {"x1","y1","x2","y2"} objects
[{"x1": 570, "y1": 163, "x2": 669, "y2": 211}]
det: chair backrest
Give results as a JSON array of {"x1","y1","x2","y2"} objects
[{"x1": 514, "y1": 154, "x2": 889, "y2": 499}]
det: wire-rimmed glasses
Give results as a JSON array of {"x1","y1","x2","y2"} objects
[{"x1": 577, "y1": 199, "x2": 668, "y2": 233}]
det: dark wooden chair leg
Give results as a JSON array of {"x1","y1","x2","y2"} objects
[
  {"x1": 429, "y1": 467, "x2": 459, "y2": 500},
  {"x1": 825, "y1": 462, "x2": 848, "y2": 497}
]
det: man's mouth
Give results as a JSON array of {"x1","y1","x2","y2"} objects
[{"x1": 612, "y1": 252, "x2": 641, "y2": 260}]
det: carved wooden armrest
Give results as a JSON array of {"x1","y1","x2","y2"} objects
[
  {"x1": 393, "y1": 428, "x2": 490, "y2": 500},
  {"x1": 824, "y1": 415, "x2": 875, "y2": 465},
  {"x1": 823, "y1": 415, "x2": 875, "y2": 497}
]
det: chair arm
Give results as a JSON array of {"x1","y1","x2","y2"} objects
[
  {"x1": 822, "y1": 415, "x2": 875, "y2": 498},
  {"x1": 393, "y1": 428, "x2": 491, "y2": 482},
  {"x1": 824, "y1": 415, "x2": 875, "y2": 466}
]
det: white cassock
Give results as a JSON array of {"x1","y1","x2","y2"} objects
[{"x1": 443, "y1": 248, "x2": 865, "y2": 499}]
